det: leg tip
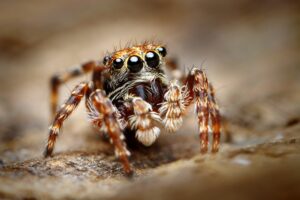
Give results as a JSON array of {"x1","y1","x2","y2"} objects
[
  {"x1": 200, "y1": 147, "x2": 208, "y2": 154},
  {"x1": 43, "y1": 148, "x2": 53, "y2": 158},
  {"x1": 211, "y1": 147, "x2": 219, "y2": 154},
  {"x1": 125, "y1": 169, "x2": 134, "y2": 179}
]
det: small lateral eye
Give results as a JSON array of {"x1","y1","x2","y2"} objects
[
  {"x1": 127, "y1": 56, "x2": 143, "y2": 73},
  {"x1": 112, "y1": 58, "x2": 124, "y2": 69},
  {"x1": 145, "y1": 51, "x2": 160, "y2": 68},
  {"x1": 103, "y1": 55, "x2": 111, "y2": 65},
  {"x1": 157, "y1": 46, "x2": 167, "y2": 57}
]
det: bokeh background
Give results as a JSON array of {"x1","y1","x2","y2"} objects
[{"x1": 0, "y1": 0, "x2": 300, "y2": 199}]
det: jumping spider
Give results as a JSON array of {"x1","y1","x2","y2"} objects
[{"x1": 44, "y1": 42, "x2": 221, "y2": 176}]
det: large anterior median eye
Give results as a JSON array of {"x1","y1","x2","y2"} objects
[
  {"x1": 127, "y1": 56, "x2": 143, "y2": 73},
  {"x1": 145, "y1": 51, "x2": 160, "y2": 68},
  {"x1": 112, "y1": 58, "x2": 124, "y2": 69}
]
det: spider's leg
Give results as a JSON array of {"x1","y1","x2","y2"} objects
[
  {"x1": 164, "y1": 58, "x2": 186, "y2": 82},
  {"x1": 92, "y1": 65, "x2": 110, "y2": 90},
  {"x1": 128, "y1": 97, "x2": 162, "y2": 146},
  {"x1": 208, "y1": 83, "x2": 221, "y2": 153},
  {"x1": 87, "y1": 90, "x2": 132, "y2": 175},
  {"x1": 165, "y1": 57, "x2": 178, "y2": 71},
  {"x1": 50, "y1": 61, "x2": 99, "y2": 118},
  {"x1": 44, "y1": 82, "x2": 89, "y2": 157},
  {"x1": 159, "y1": 80, "x2": 187, "y2": 132},
  {"x1": 185, "y1": 68, "x2": 210, "y2": 153}
]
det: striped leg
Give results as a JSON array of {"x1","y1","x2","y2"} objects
[
  {"x1": 185, "y1": 68, "x2": 210, "y2": 153},
  {"x1": 87, "y1": 90, "x2": 132, "y2": 175},
  {"x1": 44, "y1": 82, "x2": 89, "y2": 157},
  {"x1": 208, "y1": 83, "x2": 221, "y2": 153},
  {"x1": 159, "y1": 80, "x2": 188, "y2": 132},
  {"x1": 128, "y1": 97, "x2": 162, "y2": 146},
  {"x1": 50, "y1": 61, "x2": 97, "y2": 118}
]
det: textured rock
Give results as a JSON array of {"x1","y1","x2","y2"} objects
[{"x1": 0, "y1": 1, "x2": 300, "y2": 199}]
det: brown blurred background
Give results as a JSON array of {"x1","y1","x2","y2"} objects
[{"x1": 0, "y1": 0, "x2": 300, "y2": 199}]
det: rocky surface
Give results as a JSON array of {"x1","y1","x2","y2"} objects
[{"x1": 0, "y1": 1, "x2": 300, "y2": 199}]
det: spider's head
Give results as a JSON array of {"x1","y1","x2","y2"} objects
[{"x1": 102, "y1": 43, "x2": 167, "y2": 83}]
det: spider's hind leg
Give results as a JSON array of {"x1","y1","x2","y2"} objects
[
  {"x1": 164, "y1": 58, "x2": 186, "y2": 82},
  {"x1": 50, "y1": 61, "x2": 98, "y2": 118},
  {"x1": 185, "y1": 68, "x2": 221, "y2": 153}
]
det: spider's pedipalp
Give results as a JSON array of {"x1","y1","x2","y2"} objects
[
  {"x1": 159, "y1": 80, "x2": 188, "y2": 132},
  {"x1": 129, "y1": 97, "x2": 162, "y2": 146}
]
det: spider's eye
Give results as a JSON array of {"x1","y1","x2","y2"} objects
[
  {"x1": 127, "y1": 56, "x2": 143, "y2": 73},
  {"x1": 145, "y1": 51, "x2": 160, "y2": 68},
  {"x1": 103, "y1": 56, "x2": 110, "y2": 65},
  {"x1": 157, "y1": 46, "x2": 167, "y2": 57},
  {"x1": 112, "y1": 58, "x2": 124, "y2": 69}
]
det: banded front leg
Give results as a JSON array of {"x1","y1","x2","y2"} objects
[
  {"x1": 44, "y1": 82, "x2": 89, "y2": 157},
  {"x1": 185, "y1": 68, "x2": 221, "y2": 153},
  {"x1": 208, "y1": 83, "x2": 221, "y2": 153},
  {"x1": 87, "y1": 90, "x2": 132, "y2": 175}
]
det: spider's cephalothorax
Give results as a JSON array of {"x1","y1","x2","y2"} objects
[
  {"x1": 45, "y1": 42, "x2": 221, "y2": 176},
  {"x1": 103, "y1": 44, "x2": 169, "y2": 112}
]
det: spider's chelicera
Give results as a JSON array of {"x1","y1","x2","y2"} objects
[{"x1": 45, "y1": 42, "x2": 221, "y2": 176}]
